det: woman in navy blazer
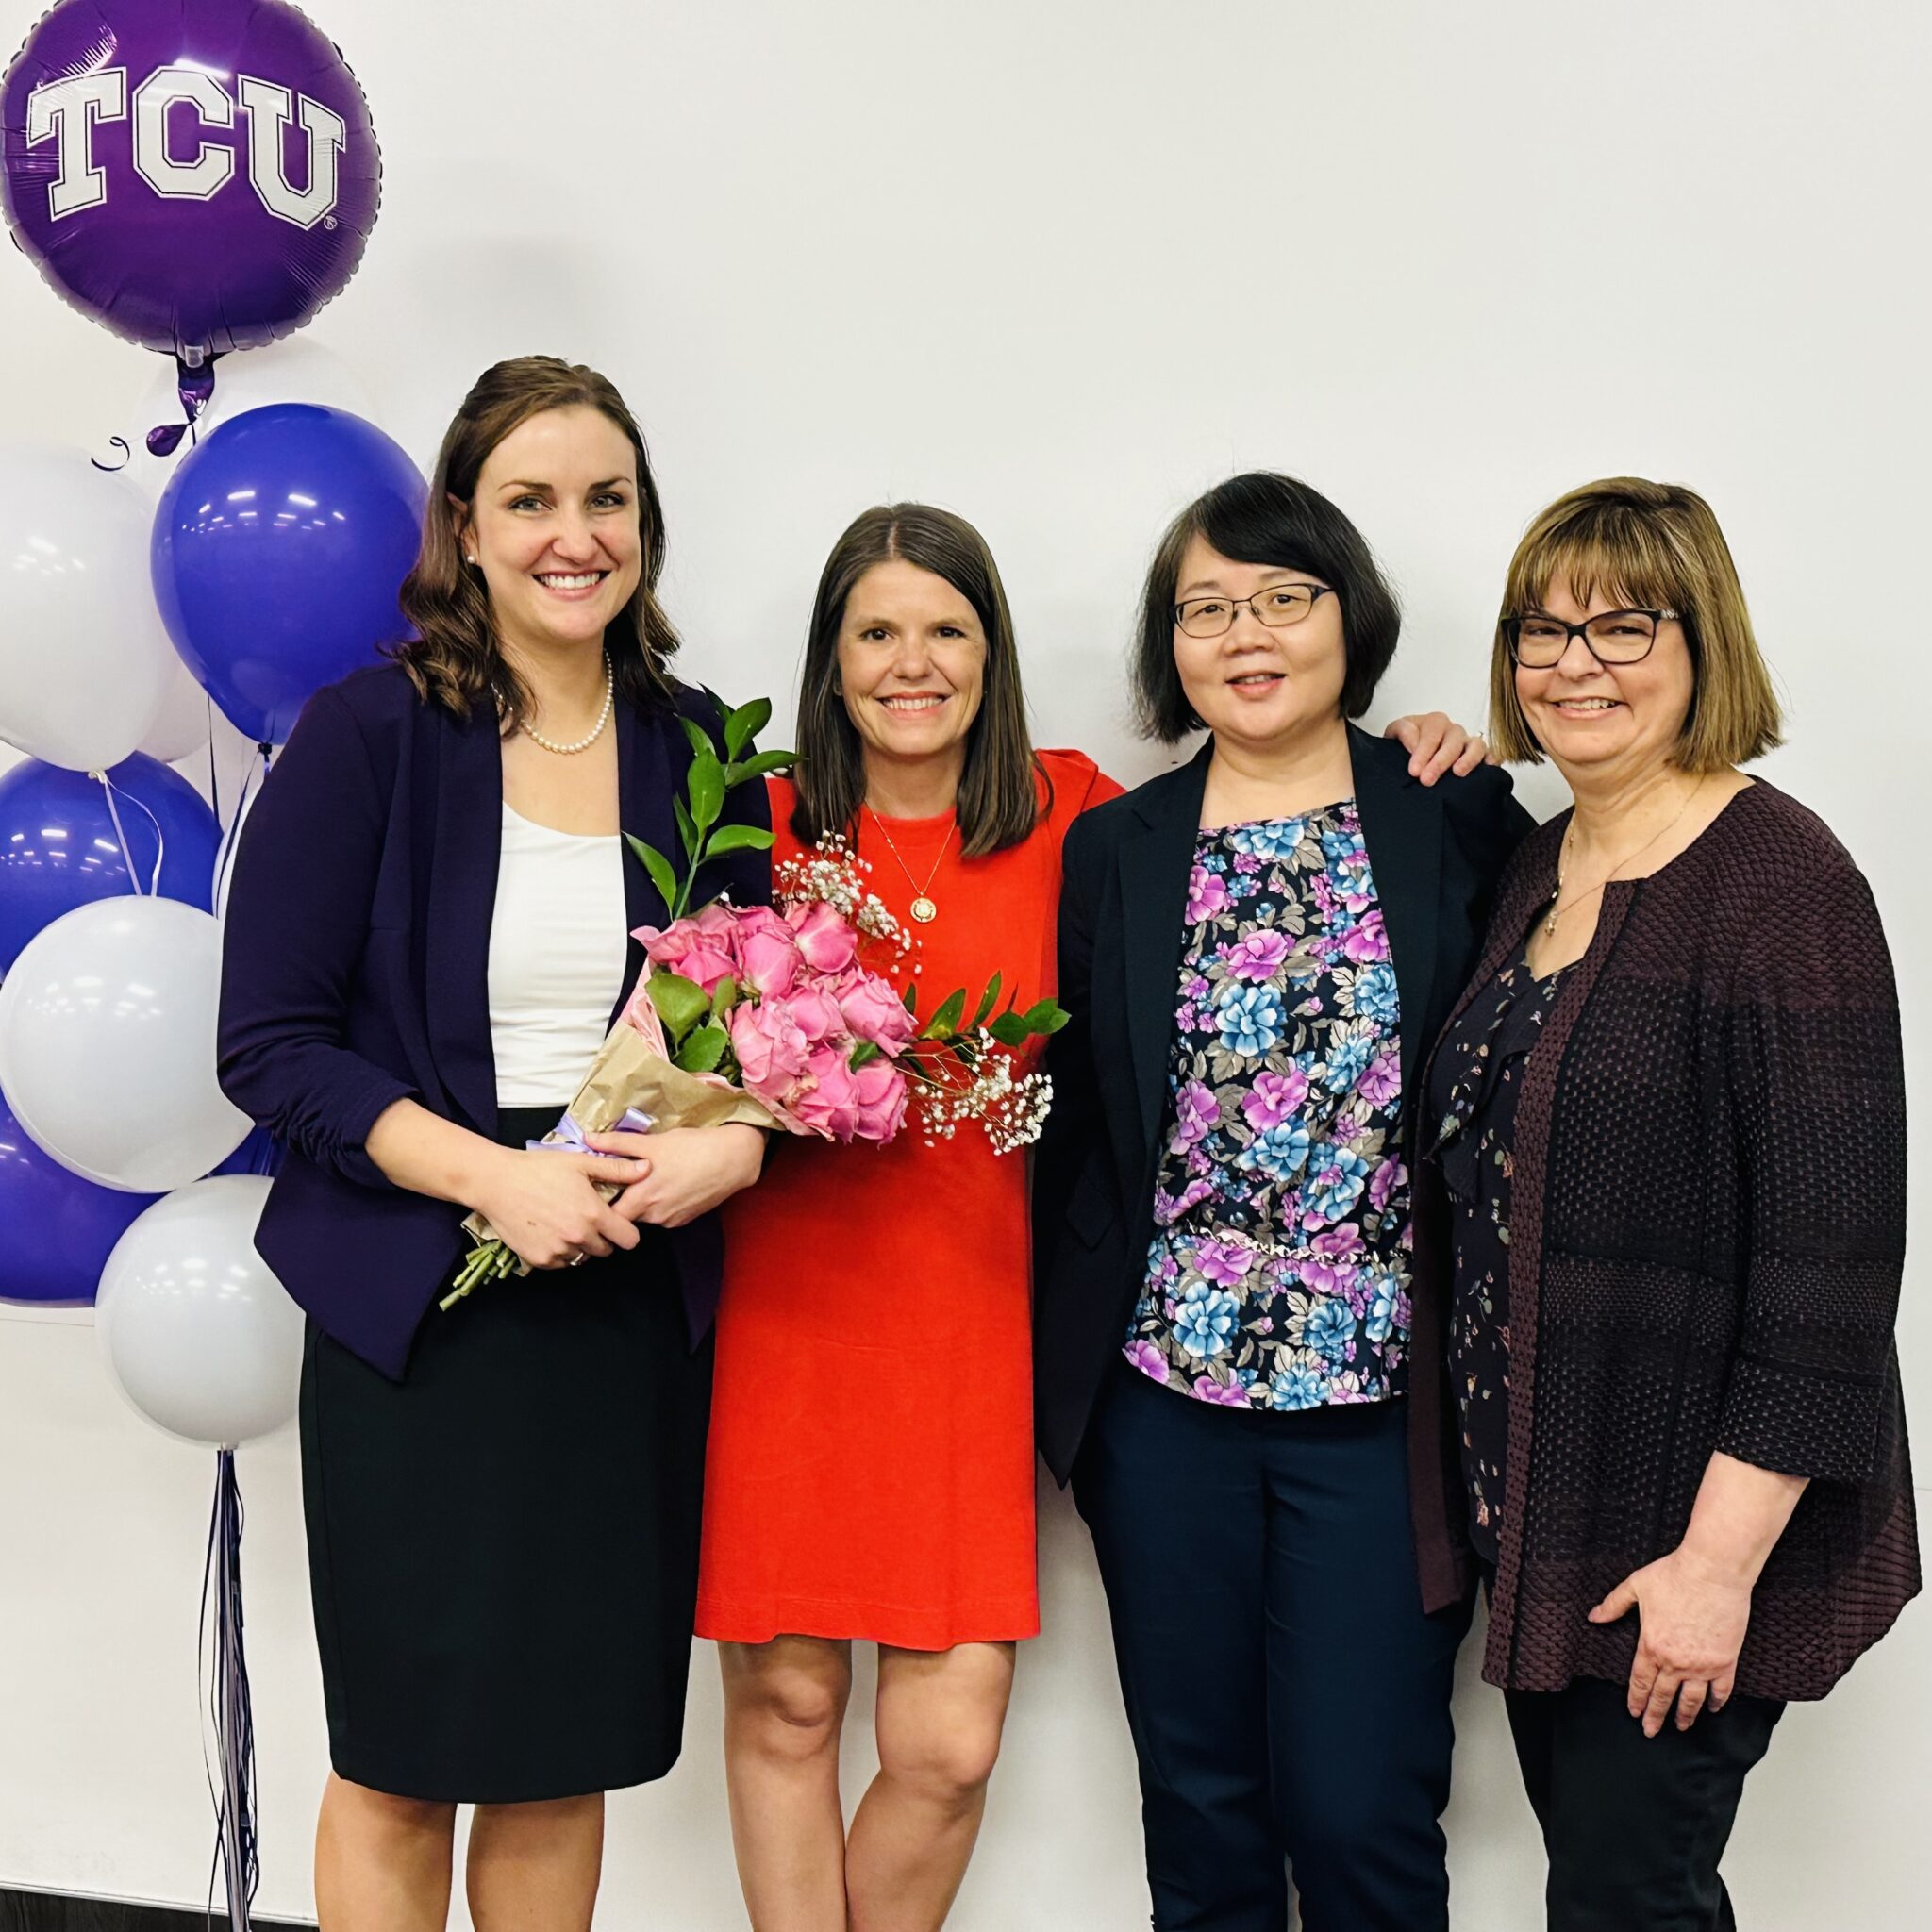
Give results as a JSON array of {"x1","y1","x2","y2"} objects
[
  {"x1": 218, "y1": 358, "x2": 770, "y2": 1930},
  {"x1": 1033, "y1": 473, "x2": 1531, "y2": 1932}
]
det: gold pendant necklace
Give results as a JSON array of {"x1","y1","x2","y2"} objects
[
  {"x1": 866, "y1": 807, "x2": 954, "y2": 924},
  {"x1": 1544, "y1": 778, "x2": 1706, "y2": 936}
]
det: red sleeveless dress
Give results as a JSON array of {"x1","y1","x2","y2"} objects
[{"x1": 695, "y1": 752, "x2": 1121, "y2": 1650}]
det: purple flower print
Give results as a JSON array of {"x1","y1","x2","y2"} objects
[
  {"x1": 1224, "y1": 929, "x2": 1292, "y2": 982},
  {"x1": 1192, "y1": 1238, "x2": 1251, "y2": 1287},
  {"x1": 1125, "y1": 1340, "x2": 1170, "y2": 1383},
  {"x1": 1367, "y1": 1157, "x2": 1407, "y2": 1213},
  {"x1": 1242, "y1": 1066, "x2": 1311, "y2": 1130},
  {"x1": 1186, "y1": 864, "x2": 1230, "y2": 923},
  {"x1": 1344, "y1": 907, "x2": 1390, "y2": 963},
  {"x1": 1193, "y1": 1375, "x2": 1254, "y2": 1407},
  {"x1": 1359, "y1": 1051, "x2": 1402, "y2": 1108},
  {"x1": 1174, "y1": 1079, "x2": 1220, "y2": 1148}
]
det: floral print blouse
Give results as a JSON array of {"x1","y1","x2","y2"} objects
[
  {"x1": 1423, "y1": 943, "x2": 1569, "y2": 1564},
  {"x1": 1124, "y1": 801, "x2": 1413, "y2": 1410}
]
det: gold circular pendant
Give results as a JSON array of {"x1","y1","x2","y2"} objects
[{"x1": 910, "y1": 896, "x2": 938, "y2": 924}]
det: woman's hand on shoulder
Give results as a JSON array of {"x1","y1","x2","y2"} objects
[
  {"x1": 1588, "y1": 1546, "x2": 1755, "y2": 1736},
  {"x1": 1384, "y1": 712, "x2": 1494, "y2": 783},
  {"x1": 466, "y1": 1144, "x2": 649, "y2": 1270},
  {"x1": 591, "y1": 1124, "x2": 767, "y2": 1229}
]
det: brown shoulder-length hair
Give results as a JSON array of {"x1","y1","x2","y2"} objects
[
  {"x1": 393, "y1": 356, "x2": 679, "y2": 726},
  {"x1": 1490, "y1": 477, "x2": 1784, "y2": 771},
  {"x1": 791, "y1": 504, "x2": 1043, "y2": 858}
]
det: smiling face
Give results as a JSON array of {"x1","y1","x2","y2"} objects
[
  {"x1": 456, "y1": 405, "x2": 643, "y2": 659},
  {"x1": 1513, "y1": 578, "x2": 1697, "y2": 781},
  {"x1": 1171, "y1": 535, "x2": 1347, "y2": 750},
  {"x1": 835, "y1": 558, "x2": 988, "y2": 782}
]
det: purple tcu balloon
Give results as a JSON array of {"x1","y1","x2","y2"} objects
[{"x1": 1, "y1": 0, "x2": 380, "y2": 358}]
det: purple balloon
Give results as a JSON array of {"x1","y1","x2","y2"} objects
[
  {"x1": 150, "y1": 401, "x2": 426, "y2": 743},
  {"x1": 1, "y1": 0, "x2": 380, "y2": 358},
  {"x1": 0, "y1": 754, "x2": 222, "y2": 974},
  {"x1": 0, "y1": 1085, "x2": 158, "y2": 1306}
]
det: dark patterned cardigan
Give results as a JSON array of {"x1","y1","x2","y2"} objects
[{"x1": 1407, "y1": 780, "x2": 1918, "y2": 1700}]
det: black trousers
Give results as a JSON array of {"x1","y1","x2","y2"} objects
[
  {"x1": 1506, "y1": 1675, "x2": 1784, "y2": 1931},
  {"x1": 1072, "y1": 1361, "x2": 1469, "y2": 1932}
]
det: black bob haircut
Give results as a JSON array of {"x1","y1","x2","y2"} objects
[{"x1": 1132, "y1": 471, "x2": 1403, "y2": 743}]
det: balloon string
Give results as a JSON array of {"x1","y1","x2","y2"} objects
[
  {"x1": 199, "y1": 1449, "x2": 259, "y2": 1930},
  {"x1": 207, "y1": 699, "x2": 223, "y2": 826},
  {"x1": 214, "y1": 743, "x2": 275, "y2": 916},
  {"x1": 89, "y1": 770, "x2": 166, "y2": 898}
]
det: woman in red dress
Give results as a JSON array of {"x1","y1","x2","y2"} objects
[{"x1": 696, "y1": 502, "x2": 1486, "y2": 1931}]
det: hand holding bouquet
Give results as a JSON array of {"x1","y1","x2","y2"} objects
[{"x1": 446, "y1": 700, "x2": 1065, "y2": 1307}]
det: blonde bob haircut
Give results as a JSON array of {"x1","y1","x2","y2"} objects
[{"x1": 1489, "y1": 477, "x2": 1784, "y2": 772}]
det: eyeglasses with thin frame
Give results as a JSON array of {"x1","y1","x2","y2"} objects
[
  {"x1": 1174, "y1": 584, "x2": 1335, "y2": 639},
  {"x1": 1503, "y1": 607, "x2": 1679, "y2": 669}
]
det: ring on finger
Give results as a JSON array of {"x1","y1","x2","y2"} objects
[{"x1": 569, "y1": 1252, "x2": 588, "y2": 1268}]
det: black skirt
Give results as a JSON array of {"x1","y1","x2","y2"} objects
[{"x1": 299, "y1": 1106, "x2": 713, "y2": 1803}]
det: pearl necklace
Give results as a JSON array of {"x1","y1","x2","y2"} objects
[{"x1": 524, "y1": 655, "x2": 614, "y2": 756}]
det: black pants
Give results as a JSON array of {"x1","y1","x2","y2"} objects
[
  {"x1": 1072, "y1": 1362, "x2": 1469, "y2": 1932},
  {"x1": 1506, "y1": 1675, "x2": 1784, "y2": 1930}
]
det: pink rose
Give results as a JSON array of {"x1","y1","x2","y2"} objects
[
  {"x1": 790, "y1": 1041, "x2": 864, "y2": 1141},
  {"x1": 852, "y1": 1058, "x2": 909, "y2": 1141},
  {"x1": 830, "y1": 969, "x2": 919, "y2": 1057},
  {"x1": 729, "y1": 998, "x2": 810, "y2": 1099},
  {"x1": 778, "y1": 983, "x2": 846, "y2": 1044},
  {"x1": 732, "y1": 908, "x2": 804, "y2": 1000},
  {"x1": 634, "y1": 908, "x2": 739, "y2": 996},
  {"x1": 785, "y1": 900, "x2": 858, "y2": 975}
]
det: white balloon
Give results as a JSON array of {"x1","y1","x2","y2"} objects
[
  {"x1": 0, "y1": 447, "x2": 175, "y2": 771},
  {"x1": 139, "y1": 656, "x2": 215, "y2": 763},
  {"x1": 0, "y1": 896, "x2": 249, "y2": 1191},
  {"x1": 119, "y1": 340, "x2": 377, "y2": 505},
  {"x1": 96, "y1": 1177, "x2": 303, "y2": 1449}
]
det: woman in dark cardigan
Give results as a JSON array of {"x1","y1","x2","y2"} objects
[
  {"x1": 1420, "y1": 476, "x2": 1918, "y2": 1929},
  {"x1": 1034, "y1": 472, "x2": 1530, "y2": 1931},
  {"x1": 218, "y1": 358, "x2": 771, "y2": 1928}
]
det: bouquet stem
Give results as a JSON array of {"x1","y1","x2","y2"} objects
[{"x1": 441, "y1": 1239, "x2": 519, "y2": 1312}]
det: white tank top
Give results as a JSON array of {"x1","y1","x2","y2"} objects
[{"x1": 486, "y1": 801, "x2": 629, "y2": 1107}]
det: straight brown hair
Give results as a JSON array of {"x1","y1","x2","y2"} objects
[
  {"x1": 791, "y1": 504, "x2": 1044, "y2": 858},
  {"x1": 1490, "y1": 477, "x2": 1784, "y2": 771},
  {"x1": 393, "y1": 356, "x2": 679, "y2": 728}
]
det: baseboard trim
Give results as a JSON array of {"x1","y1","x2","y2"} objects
[{"x1": 0, "y1": 1884, "x2": 314, "y2": 1930}]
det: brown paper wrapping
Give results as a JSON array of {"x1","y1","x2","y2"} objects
[{"x1": 460, "y1": 1023, "x2": 778, "y2": 1270}]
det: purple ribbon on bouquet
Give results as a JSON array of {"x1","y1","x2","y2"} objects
[{"x1": 532, "y1": 1107, "x2": 655, "y2": 1156}]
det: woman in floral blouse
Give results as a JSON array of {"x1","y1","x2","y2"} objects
[{"x1": 1034, "y1": 471, "x2": 1531, "y2": 1931}]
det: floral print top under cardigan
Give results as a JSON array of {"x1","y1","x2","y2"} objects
[{"x1": 1124, "y1": 801, "x2": 1412, "y2": 1409}]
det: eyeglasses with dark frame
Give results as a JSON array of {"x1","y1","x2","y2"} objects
[
  {"x1": 1503, "y1": 607, "x2": 1680, "y2": 669},
  {"x1": 1174, "y1": 584, "x2": 1335, "y2": 640}
]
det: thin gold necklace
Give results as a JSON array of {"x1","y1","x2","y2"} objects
[
  {"x1": 865, "y1": 806, "x2": 954, "y2": 924},
  {"x1": 1545, "y1": 778, "x2": 1706, "y2": 936}
]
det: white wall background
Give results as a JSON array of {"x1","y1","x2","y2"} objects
[{"x1": 2, "y1": 1, "x2": 1928, "y2": 1924}]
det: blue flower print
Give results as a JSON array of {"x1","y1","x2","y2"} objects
[
  {"x1": 1364, "y1": 1272, "x2": 1398, "y2": 1342},
  {"x1": 1349, "y1": 963, "x2": 1399, "y2": 1027},
  {"x1": 1304, "y1": 1297, "x2": 1358, "y2": 1358},
  {"x1": 1173, "y1": 1281, "x2": 1241, "y2": 1359},
  {"x1": 1231, "y1": 818, "x2": 1307, "y2": 863},
  {"x1": 1237, "y1": 1118, "x2": 1312, "y2": 1185},
  {"x1": 1320, "y1": 824, "x2": 1361, "y2": 864},
  {"x1": 1322, "y1": 1031, "x2": 1373, "y2": 1092},
  {"x1": 1270, "y1": 1362, "x2": 1327, "y2": 1410},
  {"x1": 1217, "y1": 984, "x2": 1284, "y2": 1056},
  {"x1": 1303, "y1": 1144, "x2": 1370, "y2": 1224}
]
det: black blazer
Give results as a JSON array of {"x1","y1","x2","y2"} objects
[{"x1": 1031, "y1": 724, "x2": 1533, "y2": 1484}]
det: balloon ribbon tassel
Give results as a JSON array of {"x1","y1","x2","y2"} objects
[{"x1": 201, "y1": 1448, "x2": 259, "y2": 1930}]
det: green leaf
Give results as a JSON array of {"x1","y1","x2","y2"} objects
[
  {"x1": 709, "y1": 976, "x2": 741, "y2": 1022},
  {"x1": 673, "y1": 795, "x2": 698, "y2": 861},
  {"x1": 724, "y1": 696, "x2": 773, "y2": 762},
  {"x1": 902, "y1": 983, "x2": 918, "y2": 1012},
  {"x1": 702, "y1": 823, "x2": 775, "y2": 857},
  {"x1": 988, "y1": 1010, "x2": 1033, "y2": 1047},
  {"x1": 675, "y1": 1023, "x2": 729, "y2": 1074},
  {"x1": 922, "y1": 987, "x2": 967, "y2": 1040},
  {"x1": 1033, "y1": 1005, "x2": 1071, "y2": 1035},
  {"x1": 646, "y1": 971, "x2": 712, "y2": 1043},
  {"x1": 970, "y1": 972, "x2": 1003, "y2": 1030},
  {"x1": 680, "y1": 715, "x2": 717, "y2": 759},
  {"x1": 689, "y1": 748, "x2": 726, "y2": 834},
  {"x1": 848, "y1": 1040, "x2": 881, "y2": 1069},
  {"x1": 724, "y1": 747, "x2": 798, "y2": 787},
  {"x1": 625, "y1": 835, "x2": 678, "y2": 913},
  {"x1": 1021, "y1": 998, "x2": 1067, "y2": 1033}
]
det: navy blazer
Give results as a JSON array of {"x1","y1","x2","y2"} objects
[
  {"x1": 217, "y1": 662, "x2": 772, "y2": 1380},
  {"x1": 1029, "y1": 724, "x2": 1532, "y2": 1485}
]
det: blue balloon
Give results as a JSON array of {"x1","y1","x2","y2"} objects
[
  {"x1": 213, "y1": 1124, "x2": 283, "y2": 1179},
  {"x1": 0, "y1": 1084, "x2": 158, "y2": 1306},
  {"x1": 149, "y1": 402, "x2": 426, "y2": 743},
  {"x1": 0, "y1": 754, "x2": 222, "y2": 974}
]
